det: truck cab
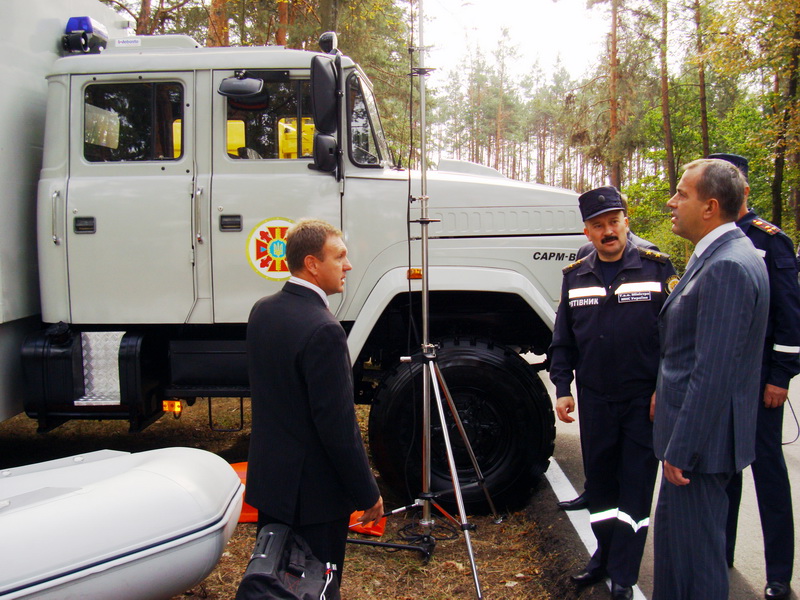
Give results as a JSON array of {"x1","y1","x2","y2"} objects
[{"x1": 21, "y1": 30, "x2": 586, "y2": 510}]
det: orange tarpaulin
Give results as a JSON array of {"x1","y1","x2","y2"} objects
[
  {"x1": 231, "y1": 462, "x2": 258, "y2": 523},
  {"x1": 230, "y1": 462, "x2": 385, "y2": 536}
]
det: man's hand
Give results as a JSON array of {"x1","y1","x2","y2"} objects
[
  {"x1": 650, "y1": 392, "x2": 656, "y2": 422},
  {"x1": 358, "y1": 496, "x2": 384, "y2": 525},
  {"x1": 556, "y1": 396, "x2": 576, "y2": 423},
  {"x1": 663, "y1": 460, "x2": 690, "y2": 486},
  {"x1": 763, "y1": 384, "x2": 789, "y2": 409}
]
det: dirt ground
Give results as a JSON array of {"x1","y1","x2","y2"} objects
[{"x1": 0, "y1": 399, "x2": 608, "y2": 599}]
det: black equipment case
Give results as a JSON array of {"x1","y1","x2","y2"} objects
[{"x1": 235, "y1": 523, "x2": 340, "y2": 600}]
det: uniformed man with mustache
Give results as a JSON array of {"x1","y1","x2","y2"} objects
[{"x1": 549, "y1": 186, "x2": 677, "y2": 600}]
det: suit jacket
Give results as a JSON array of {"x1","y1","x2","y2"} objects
[
  {"x1": 654, "y1": 227, "x2": 769, "y2": 474},
  {"x1": 245, "y1": 282, "x2": 379, "y2": 525}
]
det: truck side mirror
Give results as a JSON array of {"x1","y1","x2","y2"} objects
[
  {"x1": 312, "y1": 134, "x2": 338, "y2": 173},
  {"x1": 310, "y1": 55, "x2": 338, "y2": 135},
  {"x1": 218, "y1": 75, "x2": 264, "y2": 99},
  {"x1": 319, "y1": 32, "x2": 339, "y2": 55}
]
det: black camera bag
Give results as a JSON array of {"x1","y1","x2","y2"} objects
[{"x1": 235, "y1": 523, "x2": 340, "y2": 600}]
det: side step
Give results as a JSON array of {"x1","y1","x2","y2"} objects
[
  {"x1": 21, "y1": 325, "x2": 165, "y2": 432},
  {"x1": 74, "y1": 331, "x2": 124, "y2": 406}
]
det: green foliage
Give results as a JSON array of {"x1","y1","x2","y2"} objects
[{"x1": 624, "y1": 176, "x2": 692, "y2": 270}]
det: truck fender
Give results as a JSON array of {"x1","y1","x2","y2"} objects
[{"x1": 346, "y1": 266, "x2": 556, "y2": 365}]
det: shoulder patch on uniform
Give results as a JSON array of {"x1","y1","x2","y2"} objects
[
  {"x1": 665, "y1": 274, "x2": 680, "y2": 295},
  {"x1": 562, "y1": 258, "x2": 585, "y2": 273},
  {"x1": 751, "y1": 218, "x2": 781, "y2": 235},
  {"x1": 637, "y1": 246, "x2": 670, "y2": 263}
]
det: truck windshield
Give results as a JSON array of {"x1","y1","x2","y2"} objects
[{"x1": 347, "y1": 73, "x2": 391, "y2": 167}]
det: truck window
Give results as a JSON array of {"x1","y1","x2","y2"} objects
[
  {"x1": 225, "y1": 80, "x2": 313, "y2": 160},
  {"x1": 347, "y1": 74, "x2": 390, "y2": 167},
  {"x1": 84, "y1": 82, "x2": 183, "y2": 162}
]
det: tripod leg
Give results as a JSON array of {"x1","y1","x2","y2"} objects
[
  {"x1": 428, "y1": 364, "x2": 483, "y2": 600},
  {"x1": 432, "y1": 361, "x2": 502, "y2": 522}
]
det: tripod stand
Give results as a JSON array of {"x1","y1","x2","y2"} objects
[
  {"x1": 346, "y1": 4, "x2": 500, "y2": 599},
  {"x1": 349, "y1": 327, "x2": 499, "y2": 600}
]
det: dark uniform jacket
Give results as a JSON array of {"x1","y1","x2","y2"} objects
[
  {"x1": 549, "y1": 243, "x2": 677, "y2": 402},
  {"x1": 737, "y1": 209, "x2": 800, "y2": 388},
  {"x1": 245, "y1": 282, "x2": 380, "y2": 525}
]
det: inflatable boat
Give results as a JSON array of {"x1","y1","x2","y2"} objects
[{"x1": 0, "y1": 447, "x2": 243, "y2": 599}]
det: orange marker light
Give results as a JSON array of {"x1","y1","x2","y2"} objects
[
  {"x1": 162, "y1": 400, "x2": 182, "y2": 414},
  {"x1": 407, "y1": 268, "x2": 423, "y2": 280}
]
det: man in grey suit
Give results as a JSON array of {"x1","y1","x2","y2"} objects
[
  {"x1": 246, "y1": 218, "x2": 383, "y2": 582},
  {"x1": 653, "y1": 158, "x2": 770, "y2": 600}
]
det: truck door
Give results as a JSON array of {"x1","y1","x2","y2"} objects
[
  {"x1": 66, "y1": 74, "x2": 196, "y2": 323},
  {"x1": 209, "y1": 69, "x2": 341, "y2": 323}
]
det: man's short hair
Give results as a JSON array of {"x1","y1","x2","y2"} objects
[
  {"x1": 286, "y1": 218, "x2": 343, "y2": 274},
  {"x1": 683, "y1": 158, "x2": 746, "y2": 221}
]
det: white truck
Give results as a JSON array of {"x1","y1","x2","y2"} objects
[{"x1": 6, "y1": 1, "x2": 587, "y2": 510}]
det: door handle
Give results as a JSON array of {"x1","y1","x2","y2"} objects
[
  {"x1": 73, "y1": 216, "x2": 96, "y2": 234},
  {"x1": 51, "y1": 190, "x2": 61, "y2": 245},
  {"x1": 195, "y1": 186, "x2": 204, "y2": 243},
  {"x1": 219, "y1": 214, "x2": 242, "y2": 231}
]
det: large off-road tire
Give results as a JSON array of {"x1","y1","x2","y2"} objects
[{"x1": 368, "y1": 338, "x2": 555, "y2": 513}]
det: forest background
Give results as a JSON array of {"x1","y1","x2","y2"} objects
[{"x1": 101, "y1": 0, "x2": 800, "y2": 268}]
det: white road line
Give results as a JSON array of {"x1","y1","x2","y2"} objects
[{"x1": 545, "y1": 457, "x2": 648, "y2": 600}]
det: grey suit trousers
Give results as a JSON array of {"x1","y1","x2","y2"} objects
[{"x1": 653, "y1": 471, "x2": 732, "y2": 600}]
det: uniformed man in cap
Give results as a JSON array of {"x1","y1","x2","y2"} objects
[
  {"x1": 560, "y1": 194, "x2": 662, "y2": 513},
  {"x1": 709, "y1": 153, "x2": 800, "y2": 600},
  {"x1": 549, "y1": 185, "x2": 677, "y2": 600}
]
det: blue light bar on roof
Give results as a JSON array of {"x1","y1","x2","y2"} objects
[{"x1": 63, "y1": 16, "x2": 109, "y2": 54}]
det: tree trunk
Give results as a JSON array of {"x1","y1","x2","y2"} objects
[
  {"x1": 319, "y1": 0, "x2": 339, "y2": 35},
  {"x1": 276, "y1": 0, "x2": 289, "y2": 46},
  {"x1": 136, "y1": 0, "x2": 151, "y2": 35},
  {"x1": 495, "y1": 103, "x2": 503, "y2": 171},
  {"x1": 793, "y1": 153, "x2": 800, "y2": 231},
  {"x1": 771, "y1": 8, "x2": 800, "y2": 227},
  {"x1": 694, "y1": 0, "x2": 710, "y2": 157},
  {"x1": 238, "y1": 0, "x2": 246, "y2": 45},
  {"x1": 207, "y1": 0, "x2": 229, "y2": 47},
  {"x1": 793, "y1": 150, "x2": 800, "y2": 231},
  {"x1": 537, "y1": 130, "x2": 546, "y2": 183},
  {"x1": 660, "y1": 0, "x2": 677, "y2": 194},
  {"x1": 609, "y1": 0, "x2": 622, "y2": 188}
]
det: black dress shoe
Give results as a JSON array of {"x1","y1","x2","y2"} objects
[
  {"x1": 611, "y1": 582, "x2": 633, "y2": 600},
  {"x1": 765, "y1": 581, "x2": 790, "y2": 600},
  {"x1": 558, "y1": 492, "x2": 588, "y2": 511},
  {"x1": 570, "y1": 567, "x2": 606, "y2": 586}
]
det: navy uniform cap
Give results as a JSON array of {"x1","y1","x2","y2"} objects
[
  {"x1": 578, "y1": 186, "x2": 624, "y2": 222},
  {"x1": 708, "y1": 153, "x2": 748, "y2": 181}
]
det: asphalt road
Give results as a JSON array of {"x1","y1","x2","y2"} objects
[{"x1": 540, "y1": 372, "x2": 800, "y2": 600}]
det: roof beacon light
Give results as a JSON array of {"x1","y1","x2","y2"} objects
[{"x1": 63, "y1": 16, "x2": 109, "y2": 54}]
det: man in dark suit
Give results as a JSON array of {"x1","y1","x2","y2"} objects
[
  {"x1": 245, "y1": 218, "x2": 383, "y2": 582},
  {"x1": 653, "y1": 158, "x2": 770, "y2": 600},
  {"x1": 709, "y1": 153, "x2": 800, "y2": 600}
]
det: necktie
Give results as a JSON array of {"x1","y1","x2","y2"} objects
[{"x1": 684, "y1": 252, "x2": 699, "y2": 275}]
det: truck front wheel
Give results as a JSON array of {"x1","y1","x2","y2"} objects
[{"x1": 368, "y1": 338, "x2": 555, "y2": 513}]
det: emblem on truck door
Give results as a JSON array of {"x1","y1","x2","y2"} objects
[{"x1": 247, "y1": 218, "x2": 294, "y2": 280}]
